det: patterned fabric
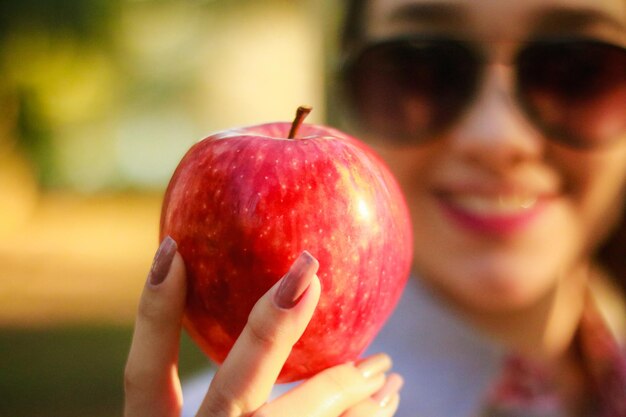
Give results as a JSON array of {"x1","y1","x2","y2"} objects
[
  {"x1": 481, "y1": 293, "x2": 626, "y2": 417},
  {"x1": 578, "y1": 295, "x2": 626, "y2": 417},
  {"x1": 481, "y1": 355, "x2": 564, "y2": 417}
]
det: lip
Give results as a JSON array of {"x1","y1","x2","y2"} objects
[{"x1": 435, "y1": 191, "x2": 551, "y2": 235}]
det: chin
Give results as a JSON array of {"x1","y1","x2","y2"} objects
[{"x1": 419, "y1": 257, "x2": 562, "y2": 313}]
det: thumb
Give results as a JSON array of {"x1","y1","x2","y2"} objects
[{"x1": 124, "y1": 236, "x2": 187, "y2": 417}]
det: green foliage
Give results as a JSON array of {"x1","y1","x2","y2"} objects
[
  {"x1": 0, "y1": 325, "x2": 209, "y2": 417},
  {"x1": 0, "y1": 0, "x2": 121, "y2": 43}
]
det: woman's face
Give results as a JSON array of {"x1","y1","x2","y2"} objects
[{"x1": 357, "y1": 0, "x2": 626, "y2": 311}]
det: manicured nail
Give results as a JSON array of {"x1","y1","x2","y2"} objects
[
  {"x1": 274, "y1": 251, "x2": 319, "y2": 309},
  {"x1": 372, "y1": 373, "x2": 404, "y2": 407},
  {"x1": 356, "y1": 353, "x2": 392, "y2": 379},
  {"x1": 148, "y1": 236, "x2": 177, "y2": 286}
]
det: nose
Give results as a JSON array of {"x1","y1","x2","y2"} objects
[{"x1": 448, "y1": 64, "x2": 543, "y2": 172}]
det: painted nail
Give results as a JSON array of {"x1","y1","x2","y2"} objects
[
  {"x1": 274, "y1": 251, "x2": 319, "y2": 309},
  {"x1": 372, "y1": 373, "x2": 404, "y2": 407},
  {"x1": 355, "y1": 353, "x2": 392, "y2": 379},
  {"x1": 148, "y1": 236, "x2": 177, "y2": 286}
]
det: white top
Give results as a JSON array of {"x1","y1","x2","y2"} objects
[{"x1": 181, "y1": 277, "x2": 507, "y2": 417}]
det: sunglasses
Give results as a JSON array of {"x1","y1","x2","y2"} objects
[{"x1": 340, "y1": 36, "x2": 626, "y2": 149}]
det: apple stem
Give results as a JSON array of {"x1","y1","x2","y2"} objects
[{"x1": 287, "y1": 105, "x2": 312, "y2": 139}]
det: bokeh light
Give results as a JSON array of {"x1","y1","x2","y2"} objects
[{"x1": 0, "y1": 1, "x2": 335, "y2": 415}]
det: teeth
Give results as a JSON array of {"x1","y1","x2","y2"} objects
[
  {"x1": 517, "y1": 195, "x2": 538, "y2": 209},
  {"x1": 451, "y1": 194, "x2": 538, "y2": 215}
]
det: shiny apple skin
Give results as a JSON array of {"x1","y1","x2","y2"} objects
[{"x1": 160, "y1": 122, "x2": 413, "y2": 383}]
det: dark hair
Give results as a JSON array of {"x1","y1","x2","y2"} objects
[
  {"x1": 338, "y1": 0, "x2": 626, "y2": 292},
  {"x1": 597, "y1": 210, "x2": 626, "y2": 289},
  {"x1": 341, "y1": 0, "x2": 367, "y2": 51}
]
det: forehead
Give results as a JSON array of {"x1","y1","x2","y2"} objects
[{"x1": 365, "y1": 0, "x2": 626, "y2": 40}]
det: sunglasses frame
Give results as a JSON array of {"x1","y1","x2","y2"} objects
[{"x1": 338, "y1": 34, "x2": 626, "y2": 149}]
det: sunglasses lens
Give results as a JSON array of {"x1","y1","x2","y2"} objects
[
  {"x1": 343, "y1": 39, "x2": 479, "y2": 144},
  {"x1": 517, "y1": 40, "x2": 626, "y2": 148}
]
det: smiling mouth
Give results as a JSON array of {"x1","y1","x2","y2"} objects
[
  {"x1": 436, "y1": 192, "x2": 550, "y2": 235},
  {"x1": 448, "y1": 194, "x2": 540, "y2": 215}
]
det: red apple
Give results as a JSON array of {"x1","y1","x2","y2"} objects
[{"x1": 160, "y1": 106, "x2": 412, "y2": 383}]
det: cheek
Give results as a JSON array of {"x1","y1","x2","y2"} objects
[
  {"x1": 553, "y1": 143, "x2": 626, "y2": 251},
  {"x1": 372, "y1": 146, "x2": 435, "y2": 195}
]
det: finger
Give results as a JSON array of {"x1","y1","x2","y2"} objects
[
  {"x1": 198, "y1": 251, "x2": 321, "y2": 417},
  {"x1": 341, "y1": 394, "x2": 401, "y2": 417},
  {"x1": 124, "y1": 236, "x2": 187, "y2": 417},
  {"x1": 258, "y1": 354, "x2": 393, "y2": 417},
  {"x1": 341, "y1": 373, "x2": 404, "y2": 417}
]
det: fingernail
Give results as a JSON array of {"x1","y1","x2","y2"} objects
[
  {"x1": 355, "y1": 353, "x2": 392, "y2": 379},
  {"x1": 274, "y1": 251, "x2": 319, "y2": 309},
  {"x1": 372, "y1": 373, "x2": 404, "y2": 407},
  {"x1": 148, "y1": 236, "x2": 177, "y2": 286}
]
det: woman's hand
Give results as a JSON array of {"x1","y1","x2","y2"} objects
[{"x1": 124, "y1": 236, "x2": 403, "y2": 417}]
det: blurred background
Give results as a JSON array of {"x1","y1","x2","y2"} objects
[{"x1": 0, "y1": 0, "x2": 339, "y2": 415}]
